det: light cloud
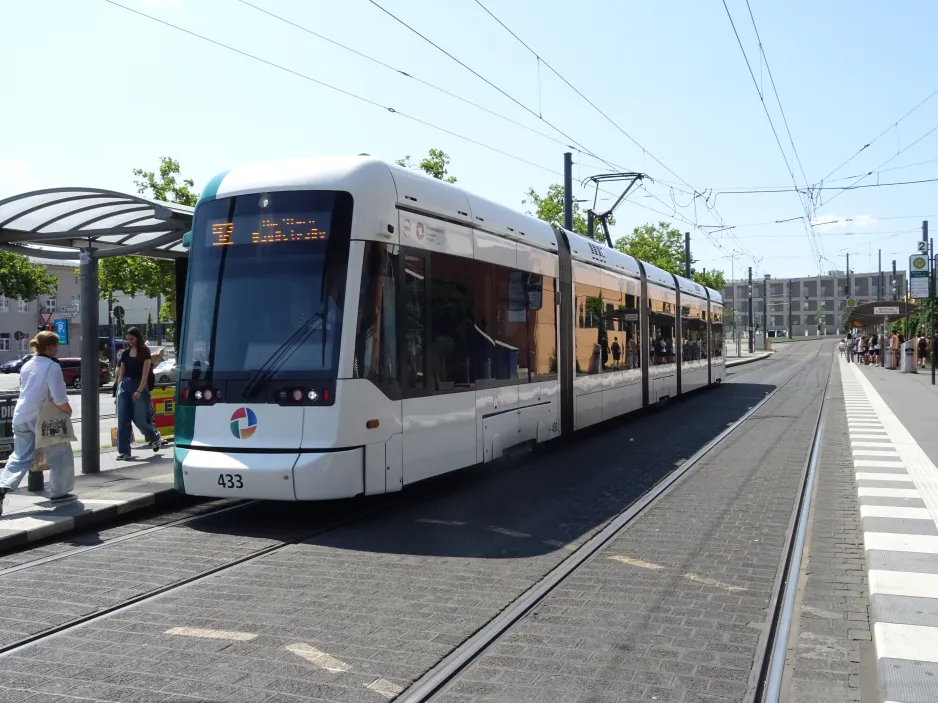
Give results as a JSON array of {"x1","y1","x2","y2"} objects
[{"x1": 810, "y1": 214, "x2": 875, "y2": 235}]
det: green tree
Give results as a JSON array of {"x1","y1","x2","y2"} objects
[
  {"x1": 98, "y1": 158, "x2": 199, "y2": 315},
  {"x1": 692, "y1": 269, "x2": 726, "y2": 291},
  {"x1": 613, "y1": 221, "x2": 687, "y2": 274},
  {"x1": 522, "y1": 184, "x2": 613, "y2": 240},
  {"x1": 0, "y1": 251, "x2": 58, "y2": 301},
  {"x1": 396, "y1": 148, "x2": 457, "y2": 183}
]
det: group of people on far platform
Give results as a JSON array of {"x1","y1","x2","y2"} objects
[{"x1": 839, "y1": 329, "x2": 933, "y2": 368}]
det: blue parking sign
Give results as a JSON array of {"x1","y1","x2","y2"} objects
[{"x1": 53, "y1": 319, "x2": 67, "y2": 344}]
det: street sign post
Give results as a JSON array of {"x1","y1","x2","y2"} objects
[
  {"x1": 53, "y1": 319, "x2": 68, "y2": 344},
  {"x1": 910, "y1": 254, "x2": 930, "y2": 298},
  {"x1": 874, "y1": 306, "x2": 900, "y2": 316}
]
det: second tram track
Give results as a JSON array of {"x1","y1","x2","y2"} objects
[{"x1": 398, "y1": 342, "x2": 833, "y2": 703}]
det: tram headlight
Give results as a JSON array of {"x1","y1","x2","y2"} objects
[
  {"x1": 307, "y1": 389, "x2": 318, "y2": 401},
  {"x1": 203, "y1": 388, "x2": 214, "y2": 401},
  {"x1": 292, "y1": 388, "x2": 304, "y2": 402},
  {"x1": 194, "y1": 389, "x2": 203, "y2": 401}
]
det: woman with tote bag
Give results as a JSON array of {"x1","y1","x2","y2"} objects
[{"x1": 0, "y1": 331, "x2": 75, "y2": 514}]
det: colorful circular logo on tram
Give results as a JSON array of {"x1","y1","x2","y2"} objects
[{"x1": 230, "y1": 407, "x2": 258, "y2": 439}]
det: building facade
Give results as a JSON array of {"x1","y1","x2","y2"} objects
[
  {"x1": 721, "y1": 269, "x2": 908, "y2": 338},
  {"x1": 0, "y1": 258, "x2": 165, "y2": 364}
]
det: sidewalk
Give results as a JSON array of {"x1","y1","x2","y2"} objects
[
  {"x1": 840, "y1": 358, "x2": 938, "y2": 703},
  {"x1": 0, "y1": 448, "x2": 179, "y2": 551}
]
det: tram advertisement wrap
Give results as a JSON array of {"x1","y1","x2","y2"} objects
[{"x1": 151, "y1": 386, "x2": 175, "y2": 438}]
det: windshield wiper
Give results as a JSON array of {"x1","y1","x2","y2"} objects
[{"x1": 242, "y1": 313, "x2": 324, "y2": 398}]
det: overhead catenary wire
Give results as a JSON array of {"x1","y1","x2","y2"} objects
[
  {"x1": 103, "y1": 0, "x2": 741, "y2": 270},
  {"x1": 233, "y1": 0, "x2": 579, "y2": 154},
  {"x1": 365, "y1": 0, "x2": 623, "y2": 175},
  {"x1": 468, "y1": 0, "x2": 759, "y2": 264},
  {"x1": 721, "y1": 0, "x2": 824, "y2": 272},
  {"x1": 820, "y1": 85, "x2": 938, "y2": 182},
  {"x1": 102, "y1": 0, "x2": 568, "y2": 177}
]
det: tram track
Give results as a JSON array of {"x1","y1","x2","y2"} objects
[
  {"x1": 0, "y1": 343, "x2": 833, "y2": 703},
  {"x1": 397, "y1": 342, "x2": 833, "y2": 703}
]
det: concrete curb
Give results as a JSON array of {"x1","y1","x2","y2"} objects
[
  {"x1": 0, "y1": 485, "x2": 181, "y2": 553},
  {"x1": 726, "y1": 351, "x2": 774, "y2": 367}
]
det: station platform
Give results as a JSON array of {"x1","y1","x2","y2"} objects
[
  {"x1": 0, "y1": 448, "x2": 177, "y2": 550},
  {"x1": 838, "y1": 358, "x2": 938, "y2": 703}
]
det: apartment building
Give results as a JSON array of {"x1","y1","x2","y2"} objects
[
  {"x1": 722, "y1": 269, "x2": 908, "y2": 338},
  {"x1": 0, "y1": 258, "x2": 163, "y2": 364}
]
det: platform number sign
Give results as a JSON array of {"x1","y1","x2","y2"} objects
[{"x1": 918, "y1": 240, "x2": 929, "y2": 254}]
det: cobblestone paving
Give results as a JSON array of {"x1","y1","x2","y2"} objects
[
  {"x1": 0, "y1": 345, "x2": 823, "y2": 703},
  {"x1": 787, "y1": 360, "x2": 871, "y2": 703},
  {"x1": 0, "y1": 497, "x2": 226, "y2": 570},
  {"x1": 434, "y1": 354, "x2": 831, "y2": 703},
  {"x1": 0, "y1": 501, "x2": 328, "y2": 648}
]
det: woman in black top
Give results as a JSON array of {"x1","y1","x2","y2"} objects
[{"x1": 114, "y1": 327, "x2": 162, "y2": 460}]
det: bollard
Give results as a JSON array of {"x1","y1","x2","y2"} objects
[{"x1": 27, "y1": 467, "x2": 44, "y2": 492}]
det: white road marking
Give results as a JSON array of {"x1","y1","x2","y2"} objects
[
  {"x1": 869, "y1": 570, "x2": 938, "y2": 599},
  {"x1": 366, "y1": 679, "x2": 404, "y2": 698},
  {"x1": 684, "y1": 572, "x2": 746, "y2": 592},
  {"x1": 285, "y1": 643, "x2": 351, "y2": 672},
  {"x1": 873, "y1": 622, "x2": 938, "y2": 663},
  {"x1": 165, "y1": 627, "x2": 257, "y2": 641},
  {"x1": 854, "y1": 459, "x2": 907, "y2": 469},
  {"x1": 855, "y1": 473, "x2": 913, "y2": 483},
  {"x1": 608, "y1": 555, "x2": 664, "y2": 569},
  {"x1": 860, "y1": 505, "x2": 933, "y2": 520},
  {"x1": 488, "y1": 526, "x2": 531, "y2": 538},
  {"x1": 416, "y1": 519, "x2": 467, "y2": 526},
  {"x1": 858, "y1": 487, "x2": 922, "y2": 499},
  {"x1": 850, "y1": 433, "x2": 890, "y2": 439},
  {"x1": 853, "y1": 449, "x2": 902, "y2": 458},
  {"x1": 851, "y1": 441, "x2": 896, "y2": 448},
  {"x1": 864, "y1": 532, "x2": 938, "y2": 554}
]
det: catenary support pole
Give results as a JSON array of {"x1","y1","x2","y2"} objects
[
  {"x1": 748, "y1": 266, "x2": 753, "y2": 353},
  {"x1": 684, "y1": 232, "x2": 691, "y2": 278},
  {"x1": 788, "y1": 279, "x2": 793, "y2": 339},
  {"x1": 563, "y1": 152, "x2": 573, "y2": 232},
  {"x1": 878, "y1": 248, "x2": 882, "y2": 300},
  {"x1": 763, "y1": 274, "x2": 769, "y2": 342},
  {"x1": 892, "y1": 260, "x2": 897, "y2": 300},
  {"x1": 931, "y1": 236, "x2": 935, "y2": 385},
  {"x1": 79, "y1": 249, "x2": 100, "y2": 474}
]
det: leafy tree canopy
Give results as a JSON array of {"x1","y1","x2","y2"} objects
[
  {"x1": 396, "y1": 148, "x2": 457, "y2": 183},
  {"x1": 522, "y1": 184, "x2": 612, "y2": 240},
  {"x1": 97, "y1": 157, "x2": 198, "y2": 307},
  {"x1": 692, "y1": 269, "x2": 726, "y2": 291},
  {"x1": 614, "y1": 222, "x2": 687, "y2": 274},
  {"x1": 0, "y1": 251, "x2": 58, "y2": 301}
]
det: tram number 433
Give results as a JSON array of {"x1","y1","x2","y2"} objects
[{"x1": 217, "y1": 473, "x2": 244, "y2": 489}]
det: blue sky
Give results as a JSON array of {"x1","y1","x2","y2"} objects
[{"x1": 3, "y1": 0, "x2": 938, "y2": 280}]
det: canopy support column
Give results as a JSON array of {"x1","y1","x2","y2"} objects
[{"x1": 79, "y1": 248, "x2": 101, "y2": 474}]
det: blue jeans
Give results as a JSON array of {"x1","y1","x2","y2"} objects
[
  {"x1": 116, "y1": 378, "x2": 160, "y2": 454},
  {"x1": 0, "y1": 421, "x2": 75, "y2": 496}
]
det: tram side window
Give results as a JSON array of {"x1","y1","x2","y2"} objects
[
  {"x1": 575, "y1": 283, "x2": 603, "y2": 375},
  {"x1": 711, "y1": 307, "x2": 724, "y2": 358},
  {"x1": 400, "y1": 249, "x2": 557, "y2": 396},
  {"x1": 648, "y1": 287, "x2": 676, "y2": 366},
  {"x1": 430, "y1": 254, "x2": 476, "y2": 390},
  {"x1": 403, "y1": 254, "x2": 426, "y2": 390},
  {"x1": 681, "y1": 299, "x2": 707, "y2": 364},
  {"x1": 354, "y1": 242, "x2": 399, "y2": 397}
]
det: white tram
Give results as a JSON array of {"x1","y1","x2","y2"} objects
[{"x1": 173, "y1": 156, "x2": 725, "y2": 500}]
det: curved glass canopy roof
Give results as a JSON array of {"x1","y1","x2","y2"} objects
[{"x1": 0, "y1": 187, "x2": 193, "y2": 259}]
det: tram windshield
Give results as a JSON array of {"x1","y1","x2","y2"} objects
[{"x1": 179, "y1": 190, "x2": 352, "y2": 382}]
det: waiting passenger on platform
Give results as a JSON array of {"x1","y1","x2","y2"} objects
[{"x1": 0, "y1": 331, "x2": 75, "y2": 513}]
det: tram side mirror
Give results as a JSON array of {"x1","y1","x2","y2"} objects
[{"x1": 182, "y1": 230, "x2": 192, "y2": 249}]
